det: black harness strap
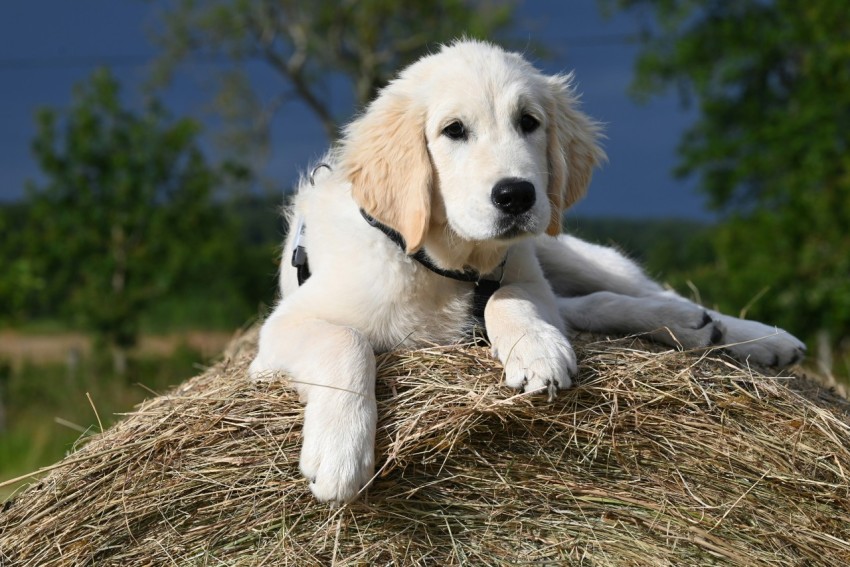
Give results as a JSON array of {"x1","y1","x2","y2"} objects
[
  {"x1": 291, "y1": 211, "x2": 504, "y2": 326},
  {"x1": 471, "y1": 278, "x2": 501, "y2": 322},
  {"x1": 291, "y1": 163, "x2": 502, "y2": 331},
  {"x1": 292, "y1": 243, "x2": 310, "y2": 286},
  {"x1": 291, "y1": 216, "x2": 311, "y2": 286},
  {"x1": 360, "y1": 211, "x2": 485, "y2": 282},
  {"x1": 359, "y1": 210, "x2": 503, "y2": 323}
]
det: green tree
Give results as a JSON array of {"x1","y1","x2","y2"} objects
[
  {"x1": 601, "y1": 0, "x2": 850, "y2": 368},
  {"x1": 0, "y1": 203, "x2": 41, "y2": 322},
  {"x1": 148, "y1": 0, "x2": 516, "y2": 155},
  {"x1": 8, "y1": 69, "x2": 244, "y2": 372}
]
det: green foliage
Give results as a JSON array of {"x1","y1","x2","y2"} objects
[
  {"x1": 600, "y1": 0, "x2": 850, "y2": 361},
  {"x1": 1, "y1": 70, "x2": 262, "y2": 350},
  {"x1": 149, "y1": 0, "x2": 517, "y2": 148}
]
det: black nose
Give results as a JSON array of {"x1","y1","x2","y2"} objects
[{"x1": 491, "y1": 178, "x2": 536, "y2": 216}]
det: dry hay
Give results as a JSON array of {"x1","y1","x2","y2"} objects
[{"x1": 1, "y1": 329, "x2": 850, "y2": 566}]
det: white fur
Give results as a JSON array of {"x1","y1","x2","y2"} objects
[{"x1": 249, "y1": 40, "x2": 806, "y2": 503}]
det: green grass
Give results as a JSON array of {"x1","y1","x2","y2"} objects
[{"x1": 0, "y1": 344, "x2": 209, "y2": 500}]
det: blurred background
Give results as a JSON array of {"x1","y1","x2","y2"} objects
[{"x1": 1, "y1": 0, "x2": 848, "y2": 495}]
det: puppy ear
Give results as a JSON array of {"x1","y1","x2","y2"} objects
[
  {"x1": 339, "y1": 87, "x2": 432, "y2": 253},
  {"x1": 545, "y1": 74, "x2": 606, "y2": 236}
]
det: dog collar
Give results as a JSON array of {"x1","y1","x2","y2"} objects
[
  {"x1": 290, "y1": 163, "x2": 504, "y2": 324},
  {"x1": 358, "y1": 210, "x2": 505, "y2": 322},
  {"x1": 359, "y1": 210, "x2": 490, "y2": 283}
]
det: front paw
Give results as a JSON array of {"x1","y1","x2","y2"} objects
[
  {"x1": 714, "y1": 314, "x2": 806, "y2": 367},
  {"x1": 248, "y1": 355, "x2": 280, "y2": 381},
  {"x1": 299, "y1": 398, "x2": 376, "y2": 503},
  {"x1": 492, "y1": 324, "x2": 577, "y2": 400}
]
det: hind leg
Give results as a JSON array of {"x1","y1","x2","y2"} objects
[
  {"x1": 558, "y1": 292, "x2": 724, "y2": 349},
  {"x1": 539, "y1": 234, "x2": 805, "y2": 367}
]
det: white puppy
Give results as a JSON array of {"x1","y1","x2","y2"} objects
[{"x1": 250, "y1": 40, "x2": 805, "y2": 503}]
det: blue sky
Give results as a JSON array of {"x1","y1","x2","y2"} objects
[{"x1": 0, "y1": 1, "x2": 709, "y2": 219}]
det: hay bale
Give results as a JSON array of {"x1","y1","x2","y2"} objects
[{"x1": 1, "y1": 330, "x2": 849, "y2": 566}]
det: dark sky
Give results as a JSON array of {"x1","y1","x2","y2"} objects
[{"x1": 0, "y1": 1, "x2": 709, "y2": 219}]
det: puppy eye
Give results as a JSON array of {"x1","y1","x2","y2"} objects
[
  {"x1": 519, "y1": 113, "x2": 540, "y2": 134},
  {"x1": 442, "y1": 120, "x2": 467, "y2": 141}
]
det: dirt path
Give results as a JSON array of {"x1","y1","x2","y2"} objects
[{"x1": 0, "y1": 330, "x2": 234, "y2": 367}]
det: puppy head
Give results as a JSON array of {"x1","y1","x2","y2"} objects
[
  {"x1": 339, "y1": 40, "x2": 604, "y2": 254},
  {"x1": 339, "y1": 79, "x2": 432, "y2": 253},
  {"x1": 544, "y1": 74, "x2": 605, "y2": 235},
  {"x1": 420, "y1": 41, "x2": 605, "y2": 244}
]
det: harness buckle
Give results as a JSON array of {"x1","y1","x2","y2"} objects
[{"x1": 291, "y1": 216, "x2": 310, "y2": 285}]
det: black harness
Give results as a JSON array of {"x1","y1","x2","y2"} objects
[
  {"x1": 291, "y1": 167, "x2": 504, "y2": 327},
  {"x1": 291, "y1": 212, "x2": 504, "y2": 323}
]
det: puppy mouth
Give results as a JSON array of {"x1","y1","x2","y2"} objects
[{"x1": 494, "y1": 214, "x2": 537, "y2": 240}]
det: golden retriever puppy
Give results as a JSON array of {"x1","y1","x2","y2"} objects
[{"x1": 250, "y1": 40, "x2": 805, "y2": 503}]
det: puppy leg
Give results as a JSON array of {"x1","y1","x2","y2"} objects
[
  {"x1": 707, "y1": 311, "x2": 806, "y2": 367},
  {"x1": 486, "y1": 281, "x2": 577, "y2": 400},
  {"x1": 558, "y1": 292, "x2": 723, "y2": 349},
  {"x1": 540, "y1": 234, "x2": 806, "y2": 367},
  {"x1": 536, "y1": 234, "x2": 667, "y2": 298},
  {"x1": 249, "y1": 309, "x2": 376, "y2": 503},
  {"x1": 487, "y1": 242, "x2": 578, "y2": 399},
  {"x1": 560, "y1": 292, "x2": 806, "y2": 367},
  {"x1": 539, "y1": 233, "x2": 720, "y2": 346}
]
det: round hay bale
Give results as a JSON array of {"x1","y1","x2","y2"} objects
[{"x1": 1, "y1": 330, "x2": 849, "y2": 566}]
